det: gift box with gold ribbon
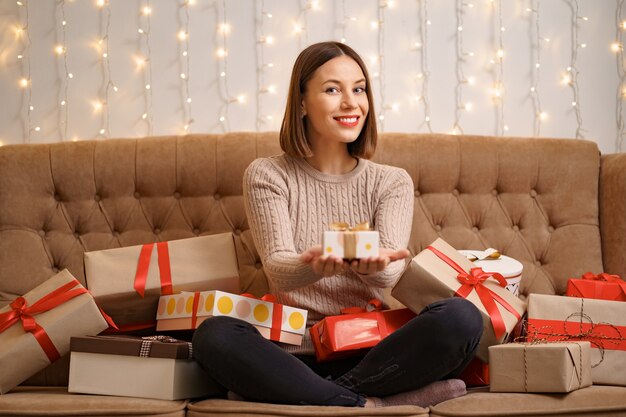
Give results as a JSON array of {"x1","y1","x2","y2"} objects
[
  {"x1": 391, "y1": 238, "x2": 527, "y2": 362},
  {"x1": 156, "y1": 290, "x2": 308, "y2": 346},
  {"x1": 68, "y1": 335, "x2": 221, "y2": 400},
  {"x1": 310, "y1": 300, "x2": 416, "y2": 362},
  {"x1": 565, "y1": 272, "x2": 626, "y2": 302},
  {"x1": 527, "y1": 293, "x2": 626, "y2": 386},
  {"x1": 0, "y1": 269, "x2": 109, "y2": 394},
  {"x1": 84, "y1": 233, "x2": 240, "y2": 329},
  {"x1": 489, "y1": 341, "x2": 592, "y2": 393},
  {"x1": 322, "y1": 222, "x2": 379, "y2": 260}
]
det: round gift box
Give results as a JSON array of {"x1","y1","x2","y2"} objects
[{"x1": 458, "y1": 250, "x2": 523, "y2": 297}]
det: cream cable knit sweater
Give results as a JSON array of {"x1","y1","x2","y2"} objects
[{"x1": 243, "y1": 153, "x2": 414, "y2": 354}]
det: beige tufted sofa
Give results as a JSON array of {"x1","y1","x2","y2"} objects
[{"x1": 1, "y1": 132, "x2": 626, "y2": 417}]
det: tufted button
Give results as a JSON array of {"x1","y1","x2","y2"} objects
[
  {"x1": 112, "y1": 230, "x2": 119, "y2": 237},
  {"x1": 547, "y1": 225, "x2": 555, "y2": 233},
  {"x1": 52, "y1": 266, "x2": 60, "y2": 273},
  {"x1": 54, "y1": 194, "x2": 61, "y2": 202},
  {"x1": 255, "y1": 262, "x2": 262, "y2": 269},
  {"x1": 530, "y1": 189, "x2": 537, "y2": 197},
  {"x1": 491, "y1": 189, "x2": 498, "y2": 196},
  {"x1": 472, "y1": 226, "x2": 479, "y2": 232},
  {"x1": 94, "y1": 194, "x2": 101, "y2": 202},
  {"x1": 154, "y1": 228, "x2": 161, "y2": 234},
  {"x1": 39, "y1": 229, "x2": 46, "y2": 237},
  {"x1": 452, "y1": 189, "x2": 459, "y2": 196},
  {"x1": 234, "y1": 229, "x2": 242, "y2": 236},
  {"x1": 74, "y1": 232, "x2": 80, "y2": 238},
  {"x1": 512, "y1": 225, "x2": 520, "y2": 232},
  {"x1": 214, "y1": 193, "x2": 221, "y2": 200},
  {"x1": 535, "y1": 260, "x2": 542, "y2": 267},
  {"x1": 173, "y1": 192, "x2": 181, "y2": 199},
  {"x1": 134, "y1": 191, "x2": 141, "y2": 199},
  {"x1": 414, "y1": 190, "x2": 420, "y2": 197},
  {"x1": 193, "y1": 228, "x2": 200, "y2": 235},
  {"x1": 434, "y1": 225, "x2": 442, "y2": 232}
]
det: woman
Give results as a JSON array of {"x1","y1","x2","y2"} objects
[{"x1": 192, "y1": 41, "x2": 483, "y2": 408}]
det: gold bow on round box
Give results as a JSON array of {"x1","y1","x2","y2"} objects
[{"x1": 323, "y1": 222, "x2": 379, "y2": 260}]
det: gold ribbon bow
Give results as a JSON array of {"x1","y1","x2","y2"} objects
[
  {"x1": 329, "y1": 222, "x2": 371, "y2": 232},
  {"x1": 330, "y1": 222, "x2": 370, "y2": 259}
]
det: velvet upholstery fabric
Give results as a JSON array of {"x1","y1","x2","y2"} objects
[{"x1": 1, "y1": 132, "x2": 625, "y2": 417}]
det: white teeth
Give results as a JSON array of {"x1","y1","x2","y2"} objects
[{"x1": 337, "y1": 117, "x2": 357, "y2": 123}]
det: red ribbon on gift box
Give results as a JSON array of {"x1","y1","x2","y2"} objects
[
  {"x1": 0, "y1": 279, "x2": 87, "y2": 362},
  {"x1": 134, "y1": 242, "x2": 174, "y2": 297},
  {"x1": 581, "y1": 272, "x2": 626, "y2": 295},
  {"x1": 427, "y1": 245, "x2": 521, "y2": 339},
  {"x1": 241, "y1": 293, "x2": 283, "y2": 341}
]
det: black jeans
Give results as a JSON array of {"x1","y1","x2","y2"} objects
[{"x1": 192, "y1": 297, "x2": 483, "y2": 407}]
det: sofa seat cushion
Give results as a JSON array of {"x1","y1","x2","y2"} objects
[
  {"x1": 0, "y1": 387, "x2": 187, "y2": 417},
  {"x1": 430, "y1": 386, "x2": 626, "y2": 417},
  {"x1": 187, "y1": 399, "x2": 428, "y2": 417}
]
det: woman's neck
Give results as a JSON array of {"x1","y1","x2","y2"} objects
[{"x1": 305, "y1": 143, "x2": 358, "y2": 175}]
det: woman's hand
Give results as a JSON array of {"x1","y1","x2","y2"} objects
[
  {"x1": 299, "y1": 245, "x2": 345, "y2": 277},
  {"x1": 347, "y1": 248, "x2": 411, "y2": 275},
  {"x1": 300, "y1": 246, "x2": 411, "y2": 277}
]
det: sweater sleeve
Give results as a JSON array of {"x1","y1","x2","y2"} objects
[
  {"x1": 355, "y1": 168, "x2": 414, "y2": 288},
  {"x1": 243, "y1": 158, "x2": 323, "y2": 292}
]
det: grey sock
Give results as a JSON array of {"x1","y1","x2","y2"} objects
[{"x1": 371, "y1": 379, "x2": 467, "y2": 408}]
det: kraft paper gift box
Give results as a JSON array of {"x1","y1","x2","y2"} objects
[
  {"x1": 156, "y1": 291, "x2": 308, "y2": 345},
  {"x1": 527, "y1": 293, "x2": 626, "y2": 386},
  {"x1": 322, "y1": 222, "x2": 379, "y2": 259},
  {"x1": 68, "y1": 335, "x2": 220, "y2": 400},
  {"x1": 0, "y1": 269, "x2": 109, "y2": 394},
  {"x1": 391, "y1": 238, "x2": 527, "y2": 362},
  {"x1": 310, "y1": 305, "x2": 416, "y2": 362},
  {"x1": 84, "y1": 233, "x2": 240, "y2": 328},
  {"x1": 565, "y1": 272, "x2": 626, "y2": 302},
  {"x1": 459, "y1": 249, "x2": 523, "y2": 297},
  {"x1": 489, "y1": 342, "x2": 592, "y2": 393}
]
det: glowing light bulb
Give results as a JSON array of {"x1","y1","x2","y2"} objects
[
  {"x1": 99, "y1": 128, "x2": 105, "y2": 134},
  {"x1": 178, "y1": 30, "x2": 188, "y2": 41},
  {"x1": 61, "y1": 100, "x2": 66, "y2": 106},
  {"x1": 370, "y1": 21, "x2": 379, "y2": 30},
  {"x1": 142, "y1": 6, "x2": 151, "y2": 15},
  {"x1": 219, "y1": 23, "x2": 230, "y2": 35},
  {"x1": 216, "y1": 48, "x2": 227, "y2": 58},
  {"x1": 267, "y1": 85, "x2": 277, "y2": 94},
  {"x1": 561, "y1": 73, "x2": 572, "y2": 85},
  {"x1": 93, "y1": 101, "x2": 103, "y2": 112},
  {"x1": 503, "y1": 125, "x2": 509, "y2": 131},
  {"x1": 237, "y1": 94, "x2": 246, "y2": 104},
  {"x1": 293, "y1": 23, "x2": 303, "y2": 34},
  {"x1": 138, "y1": 28, "x2": 145, "y2": 34},
  {"x1": 34, "y1": 127, "x2": 41, "y2": 132},
  {"x1": 467, "y1": 76, "x2": 476, "y2": 85},
  {"x1": 145, "y1": 84, "x2": 151, "y2": 90},
  {"x1": 220, "y1": 71, "x2": 226, "y2": 77},
  {"x1": 68, "y1": 73, "x2": 74, "y2": 79},
  {"x1": 464, "y1": 103, "x2": 473, "y2": 111},
  {"x1": 580, "y1": 43, "x2": 587, "y2": 48},
  {"x1": 19, "y1": 78, "x2": 28, "y2": 88},
  {"x1": 612, "y1": 42, "x2": 622, "y2": 52},
  {"x1": 219, "y1": 116, "x2": 226, "y2": 122},
  {"x1": 96, "y1": 0, "x2": 105, "y2": 7},
  {"x1": 180, "y1": 73, "x2": 187, "y2": 79},
  {"x1": 539, "y1": 112, "x2": 548, "y2": 120},
  {"x1": 54, "y1": 45, "x2": 65, "y2": 55},
  {"x1": 187, "y1": 98, "x2": 192, "y2": 103},
  {"x1": 425, "y1": 116, "x2": 431, "y2": 122},
  {"x1": 496, "y1": 49, "x2": 504, "y2": 59},
  {"x1": 621, "y1": 21, "x2": 626, "y2": 30},
  {"x1": 142, "y1": 113, "x2": 147, "y2": 119}
]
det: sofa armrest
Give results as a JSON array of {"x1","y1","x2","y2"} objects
[{"x1": 600, "y1": 152, "x2": 626, "y2": 276}]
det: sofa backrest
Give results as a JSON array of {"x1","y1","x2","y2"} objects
[{"x1": 0, "y1": 132, "x2": 603, "y2": 308}]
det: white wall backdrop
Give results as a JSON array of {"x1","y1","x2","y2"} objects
[{"x1": 1, "y1": 0, "x2": 624, "y2": 153}]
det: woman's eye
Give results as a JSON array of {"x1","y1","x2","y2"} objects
[
  {"x1": 354, "y1": 87, "x2": 366, "y2": 94},
  {"x1": 326, "y1": 87, "x2": 339, "y2": 94}
]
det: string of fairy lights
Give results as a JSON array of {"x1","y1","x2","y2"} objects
[
  {"x1": 2, "y1": 0, "x2": 622, "y2": 152},
  {"x1": 615, "y1": 0, "x2": 626, "y2": 152},
  {"x1": 138, "y1": 1, "x2": 154, "y2": 136},
  {"x1": 527, "y1": 1, "x2": 546, "y2": 137}
]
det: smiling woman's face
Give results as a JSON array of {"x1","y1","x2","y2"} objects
[{"x1": 301, "y1": 55, "x2": 369, "y2": 149}]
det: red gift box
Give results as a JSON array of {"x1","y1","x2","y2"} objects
[
  {"x1": 459, "y1": 357, "x2": 490, "y2": 387},
  {"x1": 565, "y1": 272, "x2": 626, "y2": 302},
  {"x1": 310, "y1": 301, "x2": 416, "y2": 362}
]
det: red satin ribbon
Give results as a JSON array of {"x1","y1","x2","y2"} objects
[
  {"x1": 582, "y1": 272, "x2": 626, "y2": 295},
  {"x1": 340, "y1": 299, "x2": 384, "y2": 315},
  {"x1": 191, "y1": 291, "x2": 200, "y2": 329},
  {"x1": 134, "y1": 242, "x2": 174, "y2": 297},
  {"x1": 427, "y1": 245, "x2": 521, "y2": 339},
  {"x1": 240, "y1": 293, "x2": 283, "y2": 341},
  {"x1": 528, "y1": 318, "x2": 626, "y2": 352},
  {"x1": 0, "y1": 279, "x2": 88, "y2": 362}
]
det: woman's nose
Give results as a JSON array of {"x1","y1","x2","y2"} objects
[{"x1": 341, "y1": 92, "x2": 358, "y2": 108}]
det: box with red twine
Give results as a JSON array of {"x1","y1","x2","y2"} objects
[
  {"x1": 310, "y1": 299, "x2": 416, "y2": 362},
  {"x1": 527, "y1": 293, "x2": 626, "y2": 386},
  {"x1": 565, "y1": 272, "x2": 626, "y2": 302},
  {"x1": 0, "y1": 269, "x2": 109, "y2": 394}
]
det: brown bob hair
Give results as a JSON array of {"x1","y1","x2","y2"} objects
[{"x1": 279, "y1": 41, "x2": 377, "y2": 159}]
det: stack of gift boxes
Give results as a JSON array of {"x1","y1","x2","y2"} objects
[{"x1": 1, "y1": 222, "x2": 625, "y2": 400}]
